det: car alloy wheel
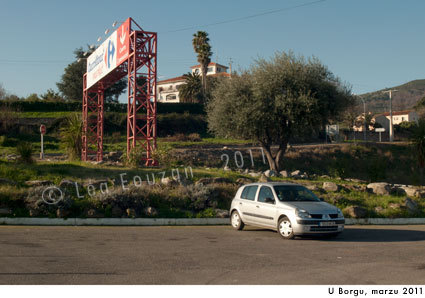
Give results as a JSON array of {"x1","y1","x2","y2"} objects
[{"x1": 278, "y1": 217, "x2": 294, "y2": 239}]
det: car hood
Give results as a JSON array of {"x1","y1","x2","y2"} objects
[{"x1": 282, "y1": 201, "x2": 338, "y2": 214}]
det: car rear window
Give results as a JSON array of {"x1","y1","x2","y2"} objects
[{"x1": 240, "y1": 185, "x2": 258, "y2": 201}]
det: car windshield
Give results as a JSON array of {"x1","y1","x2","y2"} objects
[{"x1": 273, "y1": 185, "x2": 320, "y2": 202}]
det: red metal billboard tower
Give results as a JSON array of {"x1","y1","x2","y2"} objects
[{"x1": 82, "y1": 18, "x2": 157, "y2": 166}]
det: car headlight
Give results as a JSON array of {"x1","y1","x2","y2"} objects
[
  {"x1": 296, "y1": 208, "x2": 311, "y2": 219},
  {"x1": 337, "y1": 208, "x2": 344, "y2": 218}
]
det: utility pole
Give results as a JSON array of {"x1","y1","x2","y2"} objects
[
  {"x1": 228, "y1": 58, "x2": 233, "y2": 78},
  {"x1": 383, "y1": 89, "x2": 398, "y2": 142},
  {"x1": 358, "y1": 95, "x2": 367, "y2": 142}
]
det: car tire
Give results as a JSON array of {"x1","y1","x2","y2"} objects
[
  {"x1": 278, "y1": 216, "x2": 295, "y2": 239},
  {"x1": 231, "y1": 210, "x2": 245, "y2": 230}
]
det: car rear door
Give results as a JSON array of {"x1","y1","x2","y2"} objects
[{"x1": 238, "y1": 185, "x2": 259, "y2": 224}]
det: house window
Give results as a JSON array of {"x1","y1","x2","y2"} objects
[
  {"x1": 166, "y1": 94, "x2": 177, "y2": 101},
  {"x1": 401, "y1": 117, "x2": 405, "y2": 121},
  {"x1": 207, "y1": 67, "x2": 213, "y2": 73}
]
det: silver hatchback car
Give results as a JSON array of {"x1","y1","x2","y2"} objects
[{"x1": 230, "y1": 182, "x2": 344, "y2": 239}]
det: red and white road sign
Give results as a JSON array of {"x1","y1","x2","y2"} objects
[{"x1": 40, "y1": 124, "x2": 46, "y2": 135}]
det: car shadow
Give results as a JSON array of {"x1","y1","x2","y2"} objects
[{"x1": 298, "y1": 227, "x2": 425, "y2": 242}]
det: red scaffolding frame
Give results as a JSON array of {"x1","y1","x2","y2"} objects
[{"x1": 82, "y1": 18, "x2": 157, "y2": 166}]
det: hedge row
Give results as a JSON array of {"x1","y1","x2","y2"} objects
[{"x1": 0, "y1": 100, "x2": 205, "y2": 114}]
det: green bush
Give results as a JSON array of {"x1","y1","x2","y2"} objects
[{"x1": 16, "y1": 141, "x2": 34, "y2": 164}]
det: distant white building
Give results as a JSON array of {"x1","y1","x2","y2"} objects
[
  {"x1": 157, "y1": 62, "x2": 230, "y2": 103},
  {"x1": 374, "y1": 110, "x2": 419, "y2": 130}
]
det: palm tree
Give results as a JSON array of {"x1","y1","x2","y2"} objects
[
  {"x1": 178, "y1": 72, "x2": 203, "y2": 103},
  {"x1": 192, "y1": 31, "x2": 212, "y2": 96}
]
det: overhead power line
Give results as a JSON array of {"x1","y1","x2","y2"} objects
[{"x1": 162, "y1": 0, "x2": 328, "y2": 33}]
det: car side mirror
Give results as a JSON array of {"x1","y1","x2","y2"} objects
[{"x1": 265, "y1": 197, "x2": 275, "y2": 204}]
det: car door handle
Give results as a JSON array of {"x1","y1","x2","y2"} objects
[
  {"x1": 239, "y1": 202, "x2": 242, "y2": 205},
  {"x1": 256, "y1": 205, "x2": 259, "y2": 208}
]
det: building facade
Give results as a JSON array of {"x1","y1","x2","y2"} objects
[
  {"x1": 373, "y1": 110, "x2": 419, "y2": 131},
  {"x1": 157, "y1": 62, "x2": 229, "y2": 103}
]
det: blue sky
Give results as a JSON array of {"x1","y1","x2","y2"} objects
[{"x1": 0, "y1": 0, "x2": 424, "y2": 101}]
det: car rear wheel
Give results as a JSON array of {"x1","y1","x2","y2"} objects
[
  {"x1": 278, "y1": 216, "x2": 295, "y2": 239},
  {"x1": 231, "y1": 211, "x2": 244, "y2": 230}
]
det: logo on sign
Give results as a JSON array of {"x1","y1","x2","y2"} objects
[{"x1": 104, "y1": 40, "x2": 115, "y2": 69}]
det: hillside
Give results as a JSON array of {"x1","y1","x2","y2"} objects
[{"x1": 360, "y1": 79, "x2": 425, "y2": 113}]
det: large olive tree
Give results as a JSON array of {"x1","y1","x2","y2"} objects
[{"x1": 207, "y1": 51, "x2": 354, "y2": 172}]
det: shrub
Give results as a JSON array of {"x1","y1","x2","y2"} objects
[
  {"x1": 60, "y1": 113, "x2": 82, "y2": 160},
  {"x1": 16, "y1": 141, "x2": 34, "y2": 164},
  {"x1": 121, "y1": 146, "x2": 144, "y2": 168}
]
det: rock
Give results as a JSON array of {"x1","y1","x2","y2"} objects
[
  {"x1": 144, "y1": 207, "x2": 158, "y2": 217},
  {"x1": 236, "y1": 178, "x2": 253, "y2": 185},
  {"x1": 341, "y1": 184, "x2": 365, "y2": 192},
  {"x1": 111, "y1": 206, "x2": 123, "y2": 217},
  {"x1": 223, "y1": 166, "x2": 231, "y2": 171},
  {"x1": 243, "y1": 169, "x2": 249, "y2": 174},
  {"x1": 215, "y1": 209, "x2": 229, "y2": 218},
  {"x1": 0, "y1": 208, "x2": 12, "y2": 215},
  {"x1": 264, "y1": 170, "x2": 277, "y2": 177},
  {"x1": 161, "y1": 177, "x2": 178, "y2": 186},
  {"x1": 6, "y1": 154, "x2": 17, "y2": 161},
  {"x1": 25, "y1": 180, "x2": 52, "y2": 187},
  {"x1": 343, "y1": 206, "x2": 368, "y2": 218},
  {"x1": 279, "y1": 170, "x2": 290, "y2": 178},
  {"x1": 248, "y1": 172, "x2": 261, "y2": 178},
  {"x1": 321, "y1": 175, "x2": 331, "y2": 179},
  {"x1": 0, "y1": 178, "x2": 17, "y2": 186},
  {"x1": 323, "y1": 182, "x2": 339, "y2": 192},
  {"x1": 404, "y1": 198, "x2": 419, "y2": 214},
  {"x1": 126, "y1": 208, "x2": 136, "y2": 218},
  {"x1": 374, "y1": 206, "x2": 384, "y2": 213},
  {"x1": 258, "y1": 174, "x2": 270, "y2": 182},
  {"x1": 305, "y1": 184, "x2": 319, "y2": 191},
  {"x1": 212, "y1": 177, "x2": 232, "y2": 184},
  {"x1": 195, "y1": 178, "x2": 213, "y2": 185},
  {"x1": 291, "y1": 170, "x2": 302, "y2": 178},
  {"x1": 400, "y1": 186, "x2": 420, "y2": 198},
  {"x1": 366, "y1": 182, "x2": 391, "y2": 195},
  {"x1": 299, "y1": 173, "x2": 309, "y2": 179},
  {"x1": 86, "y1": 209, "x2": 102, "y2": 218},
  {"x1": 388, "y1": 203, "x2": 401, "y2": 209}
]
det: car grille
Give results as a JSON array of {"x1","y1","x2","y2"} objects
[
  {"x1": 310, "y1": 226, "x2": 339, "y2": 232},
  {"x1": 310, "y1": 213, "x2": 339, "y2": 219}
]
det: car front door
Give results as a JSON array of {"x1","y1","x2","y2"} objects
[{"x1": 254, "y1": 186, "x2": 277, "y2": 228}]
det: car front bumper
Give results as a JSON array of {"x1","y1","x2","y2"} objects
[{"x1": 293, "y1": 218, "x2": 345, "y2": 234}]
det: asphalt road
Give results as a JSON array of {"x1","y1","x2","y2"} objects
[{"x1": 0, "y1": 225, "x2": 425, "y2": 285}]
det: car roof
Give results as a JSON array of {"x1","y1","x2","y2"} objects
[{"x1": 241, "y1": 182, "x2": 300, "y2": 187}]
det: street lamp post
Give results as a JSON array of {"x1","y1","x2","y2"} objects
[{"x1": 383, "y1": 89, "x2": 398, "y2": 142}]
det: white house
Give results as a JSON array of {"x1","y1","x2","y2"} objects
[
  {"x1": 157, "y1": 62, "x2": 230, "y2": 103},
  {"x1": 374, "y1": 110, "x2": 419, "y2": 130}
]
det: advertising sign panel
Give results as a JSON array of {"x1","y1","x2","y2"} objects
[{"x1": 86, "y1": 18, "x2": 130, "y2": 89}]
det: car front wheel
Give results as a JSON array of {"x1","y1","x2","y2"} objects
[
  {"x1": 231, "y1": 211, "x2": 245, "y2": 230},
  {"x1": 278, "y1": 216, "x2": 295, "y2": 239}
]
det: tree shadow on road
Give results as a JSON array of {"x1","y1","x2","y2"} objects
[{"x1": 299, "y1": 227, "x2": 425, "y2": 242}]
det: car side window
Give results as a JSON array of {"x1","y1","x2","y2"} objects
[
  {"x1": 240, "y1": 186, "x2": 258, "y2": 201},
  {"x1": 257, "y1": 186, "x2": 275, "y2": 204}
]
